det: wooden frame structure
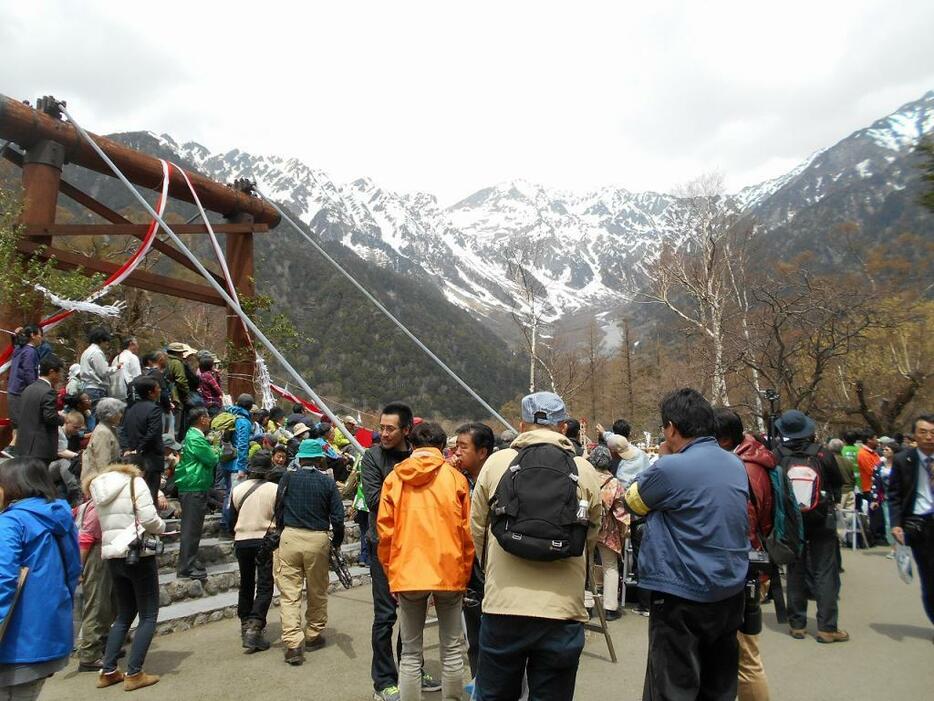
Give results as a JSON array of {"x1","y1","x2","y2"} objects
[{"x1": 0, "y1": 94, "x2": 280, "y2": 431}]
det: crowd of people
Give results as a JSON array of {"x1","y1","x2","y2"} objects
[{"x1": 0, "y1": 322, "x2": 932, "y2": 701}]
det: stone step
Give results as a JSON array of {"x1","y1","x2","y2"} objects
[{"x1": 153, "y1": 566, "x2": 372, "y2": 636}]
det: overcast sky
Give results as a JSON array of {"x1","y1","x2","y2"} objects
[{"x1": 2, "y1": 0, "x2": 933, "y2": 204}]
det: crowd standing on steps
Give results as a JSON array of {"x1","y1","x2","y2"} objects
[{"x1": 0, "y1": 321, "x2": 932, "y2": 700}]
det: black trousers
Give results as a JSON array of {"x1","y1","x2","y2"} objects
[
  {"x1": 787, "y1": 529, "x2": 840, "y2": 632},
  {"x1": 235, "y1": 541, "x2": 274, "y2": 626},
  {"x1": 369, "y1": 539, "x2": 398, "y2": 691},
  {"x1": 143, "y1": 470, "x2": 161, "y2": 504},
  {"x1": 476, "y1": 614, "x2": 584, "y2": 701},
  {"x1": 102, "y1": 556, "x2": 159, "y2": 676},
  {"x1": 177, "y1": 491, "x2": 207, "y2": 576},
  {"x1": 643, "y1": 590, "x2": 744, "y2": 701},
  {"x1": 908, "y1": 516, "x2": 934, "y2": 624}
]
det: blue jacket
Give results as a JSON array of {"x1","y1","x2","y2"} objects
[
  {"x1": 7, "y1": 344, "x2": 39, "y2": 396},
  {"x1": 0, "y1": 498, "x2": 81, "y2": 664},
  {"x1": 629, "y1": 436, "x2": 749, "y2": 603},
  {"x1": 221, "y1": 405, "x2": 253, "y2": 474}
]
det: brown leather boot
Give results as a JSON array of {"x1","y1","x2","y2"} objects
[
  {"x1": 816, "y1": 629, "x2": 850, "y2": 644},
  {"x1": 124, "y1": 671, "x2": 160, "y2": 691},
  {"x1": 284, "y1": 647, "x2": 304, "y2": 666},
  {"x1": 96, "y1": 670, "x2": 124, "y2": 688}
]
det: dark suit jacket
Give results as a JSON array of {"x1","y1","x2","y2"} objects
[
  {"x1": 123, "y1": 399, "x2": 165, "y2": 474},
  {"x1": 887, "y1": 448, "x2": 927, "y2": 528},
  {"x1": 16, "y1": 378, "x2": 63, "y2": 462}
]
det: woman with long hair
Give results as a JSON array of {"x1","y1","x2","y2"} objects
[
  {"x1": 0, "y1": 457, "x2": 81, "y2": 700},
  {"x1": 6, "y1": 326, "x2": 43, "y2": 445}
]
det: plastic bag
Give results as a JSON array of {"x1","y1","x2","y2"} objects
[{"x1": 895, "y1": 544, "x2": 913, "y2": 584}]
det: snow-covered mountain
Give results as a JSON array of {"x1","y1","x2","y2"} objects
[{"x1": 129, "y1": 89, "x2": 934, "y2": 332}]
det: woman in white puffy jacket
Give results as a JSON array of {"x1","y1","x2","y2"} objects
[{"x1": 89, "y1": 464, "x2": 165, "y2": 692}]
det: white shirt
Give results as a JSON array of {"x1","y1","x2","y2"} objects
[
  {"x1": 116, "y1": 349, "x2": 142, "y2": 385},
  {"x1": 915, "y1": 448, "x2": 934, "y2": 516}
]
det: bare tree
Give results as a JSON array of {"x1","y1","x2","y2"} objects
[
  {"x1": 504, "y1": 248, "x2": 555, "y2": 393},
  {"x1": 634, "y1": 173, "x2": 748, "y2": 405}
]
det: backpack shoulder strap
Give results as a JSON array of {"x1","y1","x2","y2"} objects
[{"x1": 233, "y1": 479, "x2": 265, "y2": 513}]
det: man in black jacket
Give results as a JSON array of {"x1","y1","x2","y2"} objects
[
  {"x1": 774, "y1": 410, "x2": 847, "y2": 644},
  {"x1": 124, "y1": 377, "x2": 165, "y2": 501},
  {"x1": 887, "y1": 413, "x2": 934, "y2": 627},
  {"x1": 15, "y1": 354, "x2": 65, "y2": 463},
  {"x1": 362, "y1": 402, "x2": 425, "y2": 701}
]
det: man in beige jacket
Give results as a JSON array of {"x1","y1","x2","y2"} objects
[{"x1": 470, "y1": 392, "x2": 602, "y2": 701}]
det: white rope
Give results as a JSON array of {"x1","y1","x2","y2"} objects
[
  {"x1": 253, "y1": 186, "x2": 517, "y2": 432},
  {"x1": 58, "y1": 103, "x2": 366, "y2": 457},
  {"x1": 33, "y1": 284, "x2": 125, "y2": 318}
]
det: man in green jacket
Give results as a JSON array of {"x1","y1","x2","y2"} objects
[{"x1": 175, "y1": 407, "x2": 220, "y2": 580}]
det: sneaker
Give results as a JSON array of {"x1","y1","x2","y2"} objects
[
  {"x1": 885, "y1": 551, "x2": 896, "y2": 560},
  {"x1": 789, "y1": 628, "x2": 806, "y2": 639},
  {"x1": 77, "y1": 658, "x2": 102, "y2": 672},
  {"x1": 421, "y1": 672, "x2": 442, "y2": 692},
  {"x1": 816, "y1": 629, "x2": 850, "y2": 644},
  {"x1": 633, "y1": 605, "x2": 650, "y2": 617},
  {"x1": 605, "y1": 608, "x2": 623, "y2": 621},
  {"x1": 96, "y1": 670, "x2": 124, "y2": 688},
  {"x1": 124, "y1": 672, "x2": 160, "y2": 692},
  {"x1": 374, "y1": 686, "x2": 401, "y2": 701}
]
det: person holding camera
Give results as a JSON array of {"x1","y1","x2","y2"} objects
[
  {"x1": 624, "y1": 389, "x2": 749, "y2": 701},
  {"x1": 714, "y1": 408, "x2": 776, "y2": 701},
  {"x1": 89, "y1": 462, "x2": 166, "y2": 691}
]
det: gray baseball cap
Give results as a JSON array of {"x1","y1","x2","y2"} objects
[
  {"x1": 162, "y1": 433, "x2": 182, "y2": 452},
  {"x1": 521, "y1": 391, "x2": 569, "y2": 426}
]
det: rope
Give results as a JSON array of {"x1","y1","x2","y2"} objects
[
  {"x1": 58, "y1": 102, "x2": 366, "y2": 457},
  {"x1": 253, "y1": 187, "x2": 517, "y2": 433}
]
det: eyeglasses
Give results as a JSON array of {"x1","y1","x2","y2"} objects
[{"x1": 916, "y1": 429, "x2": 934, "y2": 437}]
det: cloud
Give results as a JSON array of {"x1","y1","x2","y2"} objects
[{"x1": 1, "y1": 0, "x2": 932, "y2": 202}]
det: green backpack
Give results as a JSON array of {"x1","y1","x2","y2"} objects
[{"x1": 210, "y1": 411, "x2": 238, "y2": 462}]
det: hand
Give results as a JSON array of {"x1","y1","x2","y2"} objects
[
  {"x1": 157, "y1": 493, "x2": 168, "y2": 511},
  {"x1": 870, "y1": 502, "x2": 879, "y2": 511},
  {"x1": 595, "y1": 423, "x2": 605, "y2": 435},
  {"x1": 892, "y1": 526, "x2": 905, "y2": 545}
]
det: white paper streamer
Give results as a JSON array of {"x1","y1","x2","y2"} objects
[{"x1": 33, "y1": 284, "x2": 126, "y2": 318}]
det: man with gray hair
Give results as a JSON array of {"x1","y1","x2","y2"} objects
[{"x1": 470, "y1": 391, "x2": 602, "y2": 700}]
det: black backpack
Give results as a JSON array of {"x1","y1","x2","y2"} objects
[{"x1": 489, "y1": 444, "x2": 588, "y2": 562}]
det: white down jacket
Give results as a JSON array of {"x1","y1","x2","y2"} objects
[{"x1": 90, "y1": 465, "x2": 165, "y2": 559}]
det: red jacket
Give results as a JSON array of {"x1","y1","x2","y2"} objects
[{"x1": 735, "y1": 434, "x2": 775, "y2": 550}]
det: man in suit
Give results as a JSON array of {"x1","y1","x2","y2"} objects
[
  {"x1": 123, "y1": 377, "x2": 166, "y2": 502},
  {"x1": 887, "y1": 413, "x2": 934, "y2": 628},
  {"x1": 16, "y1": 353, "x2": 65, "y2": 463}
]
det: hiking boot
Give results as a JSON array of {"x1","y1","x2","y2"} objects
[
  {"x1": 789, "y1": 628, "x2": 806, "y2": 639},
  {"x1": 240, "y1": 621, "x2": 250, "y2": 648},
  {"x1": 244, "y1": 622, "x2": 270, "y2": 654},
  {"x1": 96, "y1": 670, "x2": 124, "y2": 688},
  {"x1": 78, "y1": 658, "x2": 102, "y2": 672},
  {"x1": 304, "y1": 635, "x2": 325, "y2": 651},
  {"x1": 816, "y1": 629, "x2": 850, "y2": 644},
  {"x1": 374, "y1": 686, "x2": 401, "y2": 701},
  {"x1": 605, "y1": 608, "x2": 623, "y2": 621},
  {"x1": 124, "y1": 671, "x2": 160, "y2": 691},
  {"x1": 421, "y1": 672, "x2": 442, "y2": 692},
  {"x1": 284, "y1": 647, "x2": 304, "y2": 666}
]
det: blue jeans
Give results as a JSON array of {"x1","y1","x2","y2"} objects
[
  {"x1": 103, "y1": 556, "x2": 159, "y2": 676},
  {"x1": 476, "y1": 614, "x2": 584, "y2": 701},
  {"x1": 85, "y1": 387, "x2": 106, "y2": 431}
]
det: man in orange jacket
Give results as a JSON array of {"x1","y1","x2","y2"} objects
[{"x1": 378, "y1": 422, "x2": 474, "y2": 701}]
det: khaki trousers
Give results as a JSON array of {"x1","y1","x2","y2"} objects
[
  {"x1": 275, "y1": 527, "x2": 330, "y2": 649},
  {"x1": 77, "y1": 544, "x2": 115, "y2": 662},
  {"x1": 737, "y1": 631, "x2": 770, "y2": 701}
]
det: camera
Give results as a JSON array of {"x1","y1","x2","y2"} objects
[
  {"x1": 125, "y1": 535, "x2": 164, "y2": 566},
  {"x1": 740, "y1": 575, "x2": 762, "y2": 635}
]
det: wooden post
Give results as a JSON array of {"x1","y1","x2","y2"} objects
[{"x1": 224, "y1": 212, "x2": 256, "y2": 400}]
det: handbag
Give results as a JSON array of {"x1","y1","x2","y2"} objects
[{"x1": 261, "y1": 472, "x2": 291, "y2": 553}]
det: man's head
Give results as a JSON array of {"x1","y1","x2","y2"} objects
[
  {"x1": 914, "y1": 414, "x2": 934, "y2": 455},
  {"x1": 39, "y1": 353, "x2": 65, "y2": 386},
  {"x1": 455, "y1": 422, "x2": 495, "y2": 477},
  {"x1": 189, "y1": 406, "x2": 211, "y2": 432},
  {"x1": 519, "y1": 392, "x2": 568, "y2": 433},
  {"x1": 153, "y1": 351, "x2": 168, "y2": 370},
  {"x1": 63, "y1": 411, "x2": 85, "y2": 437},
  {"x1": 162, "y1": 433, "x2": 182, "y2": 455},
  {"x1": 561, "y1": 418, "x2": 581, "y2": 442},
  {"x1": 292, "y1": 403, "x2": 306, "y2": 415},
  {"x1": 712, "y1": 407, "x2": 744, "y2": 452},
  {"x1": 612, "y1": 418, "x2": 632, "y2": 439},
  {"x1": 378, "y1": 402, "x2": 413, "y2": 451},
  {"x1": 863, "y1": 430, "x2": 879, "y2": 450},
  {"x1": 411, "y1": 422, "x2": 447, "y2": 450},
  {"x1": 236, "y1": 393, "x2": 255, "y2": 411},
  {"x1": 135, "y1": 377, "x2": 160, "y2": 403},
  {"x1": 342, "y1": 415, "x2": 358, "y2": 431},
  {"x1": 87, "y1": 326, "x2": 111, "y2": 346},
  {"x1": 827, "y1": 438, "x2": 844, "y2": 454},
  {"x1": 272, "y1": 444, "x2": 288, "y2": 467},
  {"x1": 843, "y1": 430, "x2": 859, "y2": 446},
  {"x1": 199, "y1": 354, "x2": 215, "y2": 372},
  {"x1": 122, "y1": 337, "x2": 138, "y2": 354},
  {"x1": 659, "y1": 388, "x2": 714, "y2": 453},
  {"x1": 296, "y1": 438, "x2": 325, "y2": 468}
]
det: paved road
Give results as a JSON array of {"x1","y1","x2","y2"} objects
[{"x1": 44, "y1": 547, "x2": 933, "y2": 700}]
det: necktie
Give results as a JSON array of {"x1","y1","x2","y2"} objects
[{"x1": 926, "y1": 457, "x2": 934, "y2": 491}]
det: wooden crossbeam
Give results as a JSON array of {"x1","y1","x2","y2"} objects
[
  {"x1": 23, "y1": 223, "x2": 269, "y2": 236},
  {"x1": 16, "y1": 240, "x2": 226, "y2": 306}
]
